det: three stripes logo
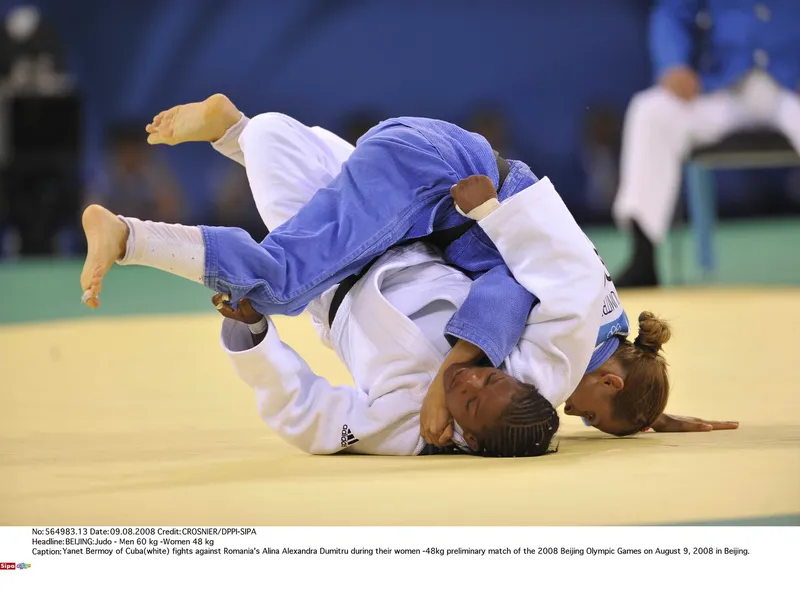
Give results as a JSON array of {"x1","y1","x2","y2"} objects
[{"x1": 340, "y1": 425, "x2": 360, "y2": 448}]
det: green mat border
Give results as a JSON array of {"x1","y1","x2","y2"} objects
[{"x1": 653, "y1": 514, "x2": 800, "y2": 526}]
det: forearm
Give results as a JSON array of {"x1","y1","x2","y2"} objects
[
  {"x1": 428, "y1": 340, "x2": 485, "y2": 401},
  {"x1": 448, "y1": 339, "x2": 485, "y2": 364},
  {"x1": 251, "y1": 327, "x2": 268, "y2": 346},
  {"x1": 221, "y1": 318, "x2": 366, "y2": 454},
  {"x1": 444, "y1": 266, "x2": 534, "y2": 366}
]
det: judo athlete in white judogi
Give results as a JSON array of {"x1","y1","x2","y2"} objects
[{"x1": 78, "y1": 97, "x2": 738, "y2": 454}]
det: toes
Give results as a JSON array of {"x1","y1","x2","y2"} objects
[
  {"x1": 162, "y1": 125, "x2": 175, "y2": 145},
  {"x1": 81, "y1": 269, "x2": 104, "y2": 298},
  {"x1": 81, "y1": 289, "x2": 99, "y2": 309},
  {"x1": 91, "y1": 272, "x2": 104, "y2": 298}
]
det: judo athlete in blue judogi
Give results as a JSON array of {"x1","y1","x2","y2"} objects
[
  {"x1": 80, "y1": 94, "x2": 685, "y2": 448},
  {"x1": 200, "y1": 113, "x2": 546, "y2": 368}
]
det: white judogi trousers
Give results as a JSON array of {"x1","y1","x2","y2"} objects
[{"x1": 613, "y1": 70, "x2": 800, "y2": 243}]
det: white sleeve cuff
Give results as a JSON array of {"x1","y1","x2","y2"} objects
[
  {"x1": 220, "y1": 317, "x2": 270, "y2": 353},
  {"x1": 454, "y1": 197, "x2": 500, "y2": 220}
]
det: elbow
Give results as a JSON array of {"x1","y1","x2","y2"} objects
[{"x1": 258, "y1": 404, "x2": 344, "y2": 456}]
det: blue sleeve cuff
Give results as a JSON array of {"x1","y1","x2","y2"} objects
[{"x1": 443, "y1": 266, "x2": 535, "y2": 367}]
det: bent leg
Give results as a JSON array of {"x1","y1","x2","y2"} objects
[
  {"x1": 614, "y1": 86, "x2": 750, "y2": 243},
  {"x1": 202, "y1": 123, "x2": 461, "y2": 316},
  {"x1": 612, "y1": 87, "x2": 695, "y2": 243},
  {"x1": 82, "y1": 121, "x2": 458, "y2": 315}
]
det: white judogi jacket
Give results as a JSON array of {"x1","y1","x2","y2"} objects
[{"x1": 221, "y1": 177, "x2": 608, "y2": 455}]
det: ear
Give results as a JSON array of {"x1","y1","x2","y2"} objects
[
  {"x1": 600, "y1": 373, "x2": 624, "y2": 392},
  {"x1": 463, "y1": 430, "x2": 481, "y2": 452}
]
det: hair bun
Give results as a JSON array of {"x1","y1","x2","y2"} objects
[{"x1": 634, "y1": 311, "x2": 671, "y2": 353}]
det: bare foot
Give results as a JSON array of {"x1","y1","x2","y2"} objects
[
  {"x1": 145, "y1": 93, "x2": 241, "y2": 146},
  {"x1": 80, "y1": 205, "x2": 129, "y2": 309}
]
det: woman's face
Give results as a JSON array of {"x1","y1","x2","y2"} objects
[
  {"x1": 443, "y1": 363, "x2": 525, "y2": 438},
  {"x1": 564, "y1": 371, "x2": 629, "y2": 435}
]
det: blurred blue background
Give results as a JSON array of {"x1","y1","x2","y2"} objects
[
  {"x1": 18, "y1": 0, "x2": 655, "y2": 221},
  {"x1": 0, "y1": 0, "x2": 797, "y2": 288}
]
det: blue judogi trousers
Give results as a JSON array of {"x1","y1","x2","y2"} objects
[{"x1": 200, "y1": 117, "x2": 538, "y2": 366}]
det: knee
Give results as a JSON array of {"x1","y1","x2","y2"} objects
[
  {"x1": 626, "y1": 87, "x2": 685, "y2": 131},
  {"x1": 241, "y1": 112, "x2": 298, "y2": 149}
]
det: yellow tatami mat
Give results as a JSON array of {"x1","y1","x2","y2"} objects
[{"x1": 1, "y1": 288, "x2": 798, "y2": 525}]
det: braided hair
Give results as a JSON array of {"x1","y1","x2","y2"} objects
[{"x1": 476, "y1": 384, "x2": 559, "y2": 457}]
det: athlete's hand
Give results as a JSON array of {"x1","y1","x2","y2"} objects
[
  {"x1": 650, "y1": 413, "x2": 739, "y2": 433},
  {"x1": 451, "y1": 175, "x2": 498, "y2": 216},
  {"x1": 211, "y1": 293, "x2": 263, "y2": 325},
  {"x1": 659, "y1": 66, "x2": 701, "y2": 101},
  {"x1": 420, "y1": 386, "x2": 454, "y2": 447}
]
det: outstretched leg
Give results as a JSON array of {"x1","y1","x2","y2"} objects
[{"x1": 80, "y1": 205, "x2": 206, "y2": 308}]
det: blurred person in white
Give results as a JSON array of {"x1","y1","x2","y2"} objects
[
  {"x1": 613, "y1": 0, "x2": 800, "y2": 287},
  {"x1": 85, "y1": 122, "x2": 183, "y2": 223}
]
